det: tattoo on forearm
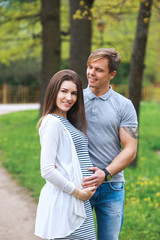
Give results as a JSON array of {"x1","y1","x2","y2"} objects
[{"x1": 123, "y1": 127, "x2": 138, "y2": 139}]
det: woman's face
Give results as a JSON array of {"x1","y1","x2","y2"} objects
[{"x1": 55, "y1": 80, "x2": 78, "y2": 118}]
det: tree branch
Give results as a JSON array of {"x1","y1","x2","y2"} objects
[{"x1": 0, "y1": 13, "x2": 40, "y2": 25}]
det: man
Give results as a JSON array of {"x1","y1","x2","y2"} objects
[{"x1": 82, "y1": 48, "x2": 138, "y2": 240}]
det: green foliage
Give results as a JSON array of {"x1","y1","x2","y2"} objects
[
  {"x1": 0, "y1": 0, "x2": 41, "y2": 86},
  {"x1": 0, "y1": 0, "x2": 160, "y2": 86},
  {"x1": 0, "y1": 102, "x2": 160, "y2": 239},
  {"x1": 0, "y1": 0, "x2": 41, "y2": 64},
  {"x1": 0, "y1": 58, "x2": 41, "y2": 86},
  {"x1": 60, "y1": 58, "x2": 69, "y2": 70},
  {"x1": 112, "y1": 62, "x2": 130, "y2": 85}
]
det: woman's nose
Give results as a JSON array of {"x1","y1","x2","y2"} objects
[{"x1": 66, "y1": 93, "x2": 72, "y2": 100}]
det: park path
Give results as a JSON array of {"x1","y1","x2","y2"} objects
[{"x1": 0, "y1": 104, "x2": 40, "y2": 240}]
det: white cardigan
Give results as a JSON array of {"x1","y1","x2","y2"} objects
[{"x1": 35, "y1": 115, "x2": 86, "y2": 239}]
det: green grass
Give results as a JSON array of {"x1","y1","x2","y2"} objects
[
  {"x1": 0, "y1": 110, "x2": 44, "y2": 199},
  {"x1": 0, "y1": 102, "x2": 160, "y2": 239},
  {"x1": 119, "y1": 102, "x2": 160, "y2": 240}
]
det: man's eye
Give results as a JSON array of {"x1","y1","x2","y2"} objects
[{"x1": 97, "y1": 69, "x2": 102, "y2": 72}]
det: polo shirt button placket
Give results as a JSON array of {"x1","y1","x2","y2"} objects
[{"x1": 91, "y1": 98, "x2": 98, "y2": 117}]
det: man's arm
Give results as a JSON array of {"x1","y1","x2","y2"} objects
[
  {"x1": 82, "y1": 127, "x2": 138, "y2": 188},
  {"x1": 106, "y1": 127, "x2": 138, "y2": 176}
]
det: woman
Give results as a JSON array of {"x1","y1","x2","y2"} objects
[{"x1": 35, "y1": 70, "x2": 96, "y2": 240}]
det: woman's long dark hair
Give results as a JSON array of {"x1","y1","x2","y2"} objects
[{"x1": 37, "y1": 69, "x2": 86, "y2": 134}]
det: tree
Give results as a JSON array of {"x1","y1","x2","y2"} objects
[
  {"x1": 69, "y1": 0, "x2": 94, "y2": 87},
  {"x1": 0, "y1": 0, "x2": 41, "y2": 87},
  {"x1": 128, "y1": 0, "x2": 153, "y2": 166},
  {"x1": 40, "y1": 0, "x2": 60, "y2": 115}
]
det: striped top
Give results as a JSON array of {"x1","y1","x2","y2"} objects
[{"x1": 53, "y1": 115, "x2": 96, "y2": 240}]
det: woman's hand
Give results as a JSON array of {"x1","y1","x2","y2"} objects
[{"x1": 72, "y1": 186, "x2": 96, "y2": 201}]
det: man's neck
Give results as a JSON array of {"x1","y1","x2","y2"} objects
[{"x1": 90, "y1": 86, "x2": 110, "y2": 97}]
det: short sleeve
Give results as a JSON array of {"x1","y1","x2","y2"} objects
[{"x1": 120, "y1": 100, "x2": 138, "y2": 128}]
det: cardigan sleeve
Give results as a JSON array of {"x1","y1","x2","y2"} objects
[{"x1": 39, "y1": 115, "x2": 75, "y2": 194}]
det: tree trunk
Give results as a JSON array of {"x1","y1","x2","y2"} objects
[
  {"x1": 129, "y1": 0, "x2": 153, "y2": 167},
  {"x1": 69, "y1": 0, "x2": 94, "y2": 87},
  {"x1": 40, "y1": 0, "x2": 60, "y2": 115}
]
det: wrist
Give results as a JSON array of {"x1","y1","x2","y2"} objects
[
  {"x1": 102, "y1": 168, "x2": 112, "y2": 182},
  {"x1": 72, "y1": 188, "x2": 79, "y2": 198}
]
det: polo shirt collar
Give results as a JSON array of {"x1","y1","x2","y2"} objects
[{"x1": 87, "y1": 85, "x2": 112, "y2": 100}]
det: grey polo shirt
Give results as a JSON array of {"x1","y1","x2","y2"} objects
[{"x1": 83, "y1": 86, "x2": 138, "y2": 182}]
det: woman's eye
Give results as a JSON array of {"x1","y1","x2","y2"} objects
[
  {"x1": 72, "y1": 92, "x2": 77, "y2": 96},
  {"x1": 61, "y1": 90, "x2": 67, "y2": 93}
]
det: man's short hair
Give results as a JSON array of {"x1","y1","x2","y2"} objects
[{"x1": 87, "y1": 48, "x2": 121, "y2": 73}]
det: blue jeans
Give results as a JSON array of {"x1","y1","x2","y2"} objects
[{"x1": 90, "y1": 182, "x2": 125, "y2": 240}]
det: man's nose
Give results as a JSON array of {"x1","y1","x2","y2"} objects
[{"x1": 90, "y1": 68, "x2": 95, "y2": 75}]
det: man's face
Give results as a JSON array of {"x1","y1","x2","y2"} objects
[{"x1": 87, "y1": 58, "x2": 116, "y2": 91}]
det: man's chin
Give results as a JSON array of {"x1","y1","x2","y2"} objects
[
  {"x1": 88, "y1": 82, "x2": 95, "y2": 87},
  {"x1": 89, "y1": 83, "x2": 96, "y2": 88}
]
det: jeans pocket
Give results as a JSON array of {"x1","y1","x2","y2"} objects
[{"x1": 109, "y1": 182, "x2": 124, "y2": 191}]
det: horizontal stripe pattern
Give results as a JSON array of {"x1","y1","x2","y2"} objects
[{"x1": 54, "y1": 115, "x2": 96, "y2": 240}]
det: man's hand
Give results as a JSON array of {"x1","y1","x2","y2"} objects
[{"x1": 82, "y1": 167, "x2": 105, "y2": 188}]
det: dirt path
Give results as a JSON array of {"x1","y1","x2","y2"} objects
[
  {"x1": 0, "y1": 167, "x2": 39, "y2": 240},
  {"x1": 0, "y1": 104, "x2": 40, "y2": 240},
  {"x1": 0, "y1": 103, "x2": 40, "y2": 115}
]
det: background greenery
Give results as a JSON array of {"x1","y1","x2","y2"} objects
[
  {"x1": 0, "y1": 0, "x2": 160, "y2": 86},
  {"x1": 0, "y1": 102, "x2": 159, "y2": 239}
]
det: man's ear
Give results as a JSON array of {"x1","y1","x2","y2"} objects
[{"x1": 110, "y1": 70, "x2": 116, "y2": 80}]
